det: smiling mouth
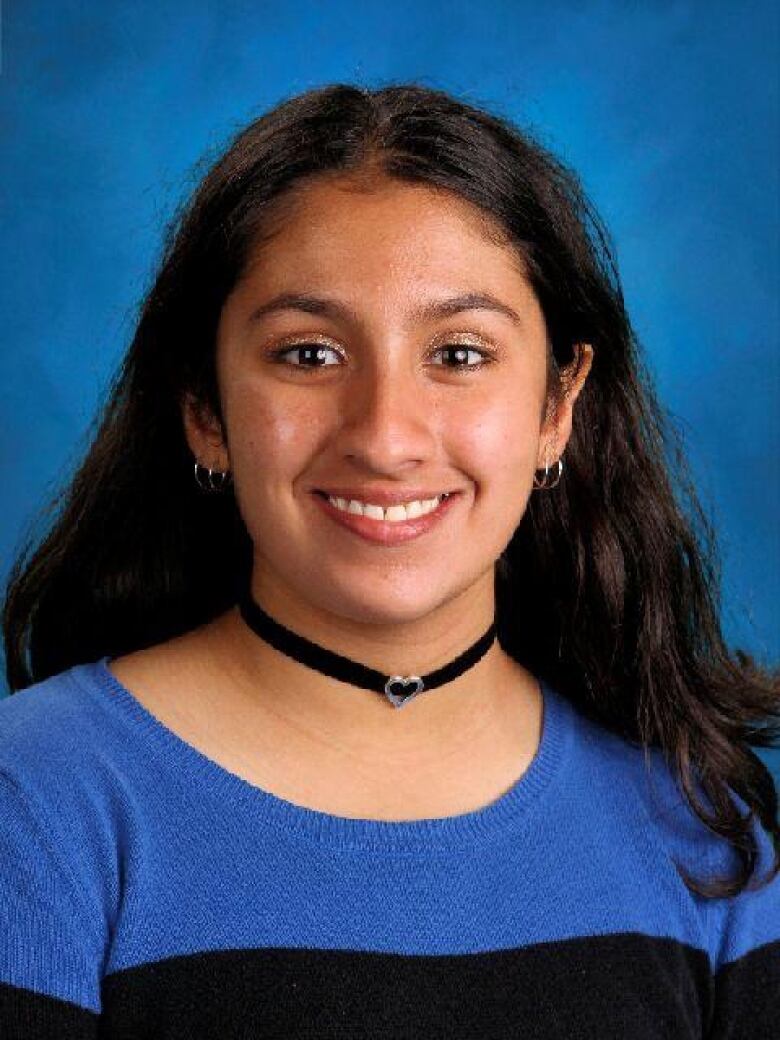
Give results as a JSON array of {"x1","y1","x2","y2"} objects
[
  {"x1": 312, "y1": 490, "x2": 454, "y2": 522},
  {"x1": 309, "y1": 488, "x2": 462, "y2": 544}
]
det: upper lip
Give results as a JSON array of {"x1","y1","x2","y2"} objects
[{"x1": 313, "y1": 487, "x2": 461, "y2": 505}]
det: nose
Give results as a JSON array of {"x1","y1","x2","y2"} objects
[{"x1": 333, "y1": 355, "x2": 437, "y2": 472}]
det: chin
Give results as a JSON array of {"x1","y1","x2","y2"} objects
[{"x1": 306, "y1": 578, "x2": 449, "y2": 627}]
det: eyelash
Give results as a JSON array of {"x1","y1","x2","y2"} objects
[{"x1": 269, "y1": 342, "x2": 494, "y2": 374}]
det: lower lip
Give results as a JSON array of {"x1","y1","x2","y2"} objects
[{"x1": 310, "y1": 491, "x2": 462, "y2": 545}]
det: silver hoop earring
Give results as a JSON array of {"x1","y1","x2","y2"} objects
[
  {"x1": 194, "y1": 461, "x2": 232, "y2": 493},
  {"x1": 533, "y1": 457, "x2": 563, "y2": 490}
]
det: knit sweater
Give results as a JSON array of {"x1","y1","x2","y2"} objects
[{"x1": 0, "y1": 657, "x2": 777, "y2": 1039}]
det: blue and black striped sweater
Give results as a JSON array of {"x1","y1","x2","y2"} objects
[{"x1": 0, "y1": 657, "x2": 777, "y2": 1038}]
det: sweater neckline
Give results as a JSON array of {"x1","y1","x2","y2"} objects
[{"x1": 82, "y1": 655, "x2": 570, "y2": 853}]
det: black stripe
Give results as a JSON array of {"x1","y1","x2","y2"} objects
[
  {"x1": 100, "y1": 932, "x2": 712, "y2": 1039},
  {"x1": 709, "y1": 938, "x2": 780, "y2": 1039},
  {"x1": 5, "y1": 935, "x2": 777, "y2": 1039},
  {"x1": 0, "y1": 979, "x2": 98, "y2": 1039}
]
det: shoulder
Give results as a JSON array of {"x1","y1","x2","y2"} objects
[
  {"x1": 0, "y1": 659, "x2": 131, "y2": 846},
  {"x1": 0, "y1": 660, "x2": 107, "y2": 768},
  {"x1": 562, "y1": 697, "x2": 711, "y2": 849},
  {"x1": 561, "y1": 696, "x2": 753, "y2": 887},
  {"x1": 0, "y1": 661, "x2": 126, "y2": 961},
  {"x1": 569, "y1": 697, "x2": 779, "y2": 946},
  {"x1": 0, "y1": 613, "x2": 228, "y2": 761}
]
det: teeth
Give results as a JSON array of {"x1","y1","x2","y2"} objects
[{"x1": 327, "y1": 494, "x2": 448, "y2": 522}]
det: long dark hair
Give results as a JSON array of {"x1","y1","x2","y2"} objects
[{"x1": 4, "y1": 82, "x2": 778, "y2": 898}]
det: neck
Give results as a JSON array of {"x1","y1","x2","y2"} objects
[{"x1": 203, "y1": 570, "x2": 538, "y2": 772}]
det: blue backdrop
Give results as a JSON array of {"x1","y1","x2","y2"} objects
[{"x1": 1, "y1": 1, "x2": 777, "y2": 782}]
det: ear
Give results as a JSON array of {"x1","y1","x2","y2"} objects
[
  {"x1": 181, "y1": 392, "x2": 230, "y2": 471},
  {"x1": 537, "y1": 344, "x2": 594, "y2": 469}
]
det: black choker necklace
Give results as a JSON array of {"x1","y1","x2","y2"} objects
[{"x1": 237, "y1": 586, "x2": 497, "y2": 709}]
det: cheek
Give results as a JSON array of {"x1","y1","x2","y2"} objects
[
  {"x1": 227, "y1": 383, "x2": 323, "y2": 472},
  {"x1": 226, "y1": 389, "x2": 325, "y2": 541},
  {"x1": 450, "y1": 394, "x2": 540, "y2": 487}
]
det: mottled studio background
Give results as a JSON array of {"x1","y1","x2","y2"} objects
[{"x1": 0, "y1": 1, "x2": 777, "y2": 782}]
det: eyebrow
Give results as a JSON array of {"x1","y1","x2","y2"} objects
[{"x1": 247, "y1": 291, "x2": 524, "y2": 328}]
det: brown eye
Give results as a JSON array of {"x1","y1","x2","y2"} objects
[
  {"x1": 272, "y1": 344, "x2": 343, "y2": 370},
  {"x1": 431, "y1": 345, "x2": 492, "y2": 370}
]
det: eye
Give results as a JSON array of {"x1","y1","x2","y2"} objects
[
  {"x1": 271, "y1": 344, "x2": 342, "y2": 370},
  {"x1": 431, "y1": 345, "x2": 492, "y2": 371}
]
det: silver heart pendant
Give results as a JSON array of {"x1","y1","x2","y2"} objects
[{"x1": 383, "y1": 674, "x2": 425, "y2": 708}]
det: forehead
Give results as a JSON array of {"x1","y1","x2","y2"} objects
[{"x1": 237, "y1": 174, "x2": 532, "y2": 299}]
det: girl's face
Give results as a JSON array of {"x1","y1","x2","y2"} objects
[{"x1": 185, "y1": 174, "x2": 592, "y2": 627}]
